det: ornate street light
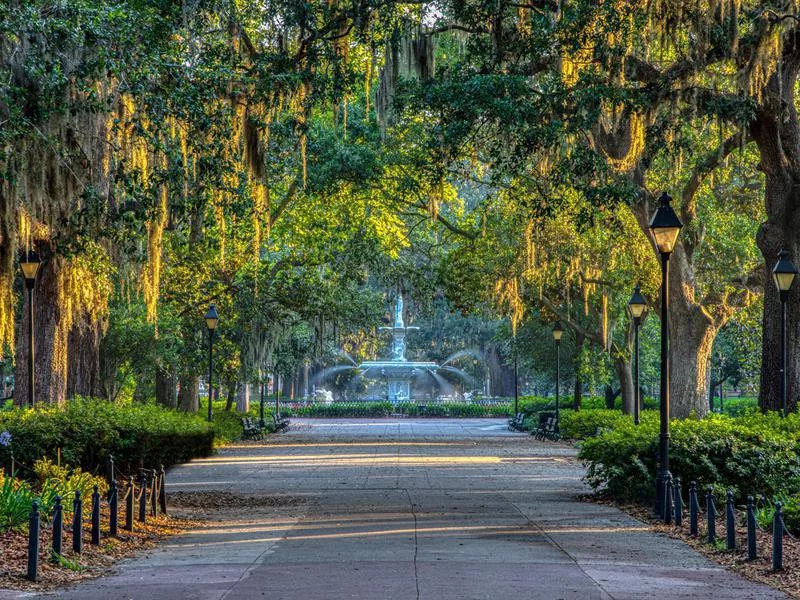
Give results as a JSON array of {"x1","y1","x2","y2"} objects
[
  {"x1": 628, "y1": 285, "x2": 647, "y2": 425},
  {"x1": 773, "y1": 249, "x2": 798, "y2": 418},
  {"x1": 552, "y1": 321, "x2": 563, "y2": 430},
  {"x1": 513, "y1": 332, "x2": 519, "y2": 416},
  {"x1": 260, "y1": 363, "x2": 272, "y2": 427},
  {"x1": 204, "y1": 305, "x2": 219, "y2": 422},
  {"x1": 649, "y1": 192, "x2": 682, "y2": 521},
  {"x1": 20, "y1": 250, "x2": 41, "y2": 408}
]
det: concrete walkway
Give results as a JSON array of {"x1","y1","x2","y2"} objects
[{"x1": 38, "y1": 418, "x2": 783, "y2": 599}]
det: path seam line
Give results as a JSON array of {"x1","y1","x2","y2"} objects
[{"x1": 405, "y1": 488, "x2": 421, "y2": 600}]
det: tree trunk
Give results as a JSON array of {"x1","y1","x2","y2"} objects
[
  {"x1": 178, "y1": 373, "x2": 199, "y2": 412},
  {"x1": 614, "y1": 357, "x2": 635, "y2": 415},
  {"x1": 225, "y1": 382, "x2": 237, "y2": 411},
  {"x1": 573, "y1": 332, "x2": 584, "y2": 410},
  {"x1": 752, "y1": 98, "x2": 800, "y2": 412},
  {"x1": 155, "y1": 366, "x2": 178, "y2": 408},
  {"x1": 15, "y1": 257, "x2": 69, "y2": 406},
  {"x1": 67, "y1": 315, "x2": 103, "y2": 399},
  {"x1": 236, "y1": 382, "x2": 249, "y2": 413}
]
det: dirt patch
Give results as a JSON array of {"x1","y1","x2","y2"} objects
[
  {"x1": 0, "y1": 513, "x2": 198, "y2": 592},
  {"x1": 169, "y1": 491, "x2": 306, "y2": 510}
]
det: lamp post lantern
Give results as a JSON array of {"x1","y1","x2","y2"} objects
[
  {"x1": 552, "y1": 321, "x2": 563, "y2": 430},
  {"x1": 204, "y1": 305, "x2": 219, "y2": 422},
  {"x1": 628, "y1": 285, "x2": 647, "y2": 425},
  {"x1": 773, "y1": 249, "x2": 798, "y2": 418},
  {"x1": 20, "y1": 250, "x2": 41, "y2": 408},
  {"x1": 649, "y1": 192, "x2": 682, "y2": 520}
]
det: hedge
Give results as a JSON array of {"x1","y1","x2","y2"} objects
[
  {"x1": 0, "y1": 399, "x2": 219, "y2": 477},
  {"x1": 281, "y1": 401, "x2": 512, "y2": 418},
  {"x1": 576, "y1": 410, "x2": 800, "y2": 505}
]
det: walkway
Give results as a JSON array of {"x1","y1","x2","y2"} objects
[{"x1": 41, "y1": 418, "x2": 782, "y2": 599}]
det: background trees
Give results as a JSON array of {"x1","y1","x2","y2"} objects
[{"x1": 0, "y1": 0, "x2": 793, "y2": 413}]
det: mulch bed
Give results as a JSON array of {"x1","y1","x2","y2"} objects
[
  {"x1": 593, "y1": 496, "x2": 800, "y2": 598},
  {"x1": 0, "y1": 509, "x2": 200, "y2": 592}
]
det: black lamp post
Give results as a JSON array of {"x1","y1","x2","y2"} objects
[
  {"x1": 773, "y1": 249, "x2": 798, "y2": 418},
  {"x1": 649, "y1": 192, "x2": 682, "y2": 520},
  {"x1": 513, "y1": 332, "x2": 519, "y2": 415},
  {"x1": 20, "y1": 251, "x2": 41, "y2": 408},
  {"x1": 628, "y1": 285, "x2": 647, "y2": 425},
  {"x1": 552, "y1": 321, "x2": 563, "y2": 429},
  {"x1": 274, "y1": 369, "x2": 281, "y2": 417},
  {"x1": 204, "y1": 305, "x2": 219, "y2": 422}
]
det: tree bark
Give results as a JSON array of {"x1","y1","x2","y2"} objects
[
  {"x1": 178, "y1": 373, "x2": 199, "y2": 412},
  {"x1": 155, "y1": 366, "x2": 178, "y2": 408},
  {"x1": 614, "y1": 357, "x2": 635, "y2": 415},
  {"x1": 14, "y1": 257, "x2": 69, "y2": 406},
  {"x1": 751, "y1": 88, "x2": 800, "y2": 412},
  {"x1": 67, "y1": 315, "x2": 103, "y2": 399},
  {"x1": 225, "y1": 382, "x2": 237, "y2": 411}
]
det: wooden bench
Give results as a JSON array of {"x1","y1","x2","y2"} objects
[
  {"x1": 532, "y1": 416, "x2": 560, "y2": 441},
  {"x1": 273, "y1": 413, "x2": 290, "y2": 432},
  {"x1": 508, "y1": 413, "x2": 525, "y2": 431},
  {"x1": 241, "y1": 417, "x2": 263, "y2": 440}
]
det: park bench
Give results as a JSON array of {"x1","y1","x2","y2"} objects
[
  {"x1": 531, "y1": 415, "x2": 560, "y2": 441},
  {"x1": 273, "y1": 412, "x2": 290, "y2": 431},
  {"x1": 241, "y1": 417, "x2": 263, "y2": 440},
  {"x1": 508, "y1": 413, "x2": 525, "y2": 431}
]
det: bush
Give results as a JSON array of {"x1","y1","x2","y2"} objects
[
  {"x1": 0, "y1": 399, "x2": 217, "y2": 477},
  {"x1": 578, "y1": 412, "x2": 800, "y2": 504}
]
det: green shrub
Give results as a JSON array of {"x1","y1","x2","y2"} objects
[
  {"x1": 0, "y1": 398, "x2": 217, "y2": 477},
  {"x1": 0, "y1": 474, "x2": 36, "y2": 532},
  {"x1": 579, "y1": 412, "x2": 800, "y2": 503}
]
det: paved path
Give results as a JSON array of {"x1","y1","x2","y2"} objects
[{"x1": 38, "y1": 419, "x2": 783, "y2": 599}]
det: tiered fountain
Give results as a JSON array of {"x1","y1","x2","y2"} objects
[{"x1": 357, "y1": 295, "x2": 439, "y2": 403}]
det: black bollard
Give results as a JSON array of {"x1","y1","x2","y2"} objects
[
  {"x1": 91, "y1": 485, "x2": 101, "y2": 545},
  {"x1": 159, "y1": 465, "x2": 167, "y2": 515},
  {"x1": 27, "y1": 501, "x2": 40, "y2": 581},
  {"x1": 125, "y1": 477, "x2": 134, "y2": 531},
  {"x1": 726, "y1": 490, "x2": 736, "y2": 550},
  {"x1": 150, "y1": 471, "x2": 157, "y2": 517},
  {"x1": 138, "y1": 471, "x2": 147, "y2": 524},
  {"x1": 773, "y1": 502, "x2": 783, "y2": 571},
  {"x1": 52, "y1": 495, "x2": 63, "y2": 556},
  {"x1": 664, "y1": 474, "x2": 673, "y2": 524},
  {"x1": 109, "y1": 454, "x2": 115, "y2": 482},
  {"x1": 706, "y1": 486, "x2": 716, "y2": 544},
  {"x1": 689, "y1": 481, "x2": 699, "y2": 537},
  {"x1": 673, "y1": 477, "x2": 682, "y2": 527},
  {"x1": 109, "y1": 480, "x2": 118, "y2": 536},
  {"x1": 746, "y1": 496, "x2": 756, "y2": 560},
  {"x1": 73, "y1": 490, "x2": 83, "y2": 553}
]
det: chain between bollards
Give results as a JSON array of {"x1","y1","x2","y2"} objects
[{"x1": 26, "y1": 500, "x2": 39, "y2": 581}]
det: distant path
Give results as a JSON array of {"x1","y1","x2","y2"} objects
[{"x1": 37, "y1": 418, "x2": 782, "y2": 599}]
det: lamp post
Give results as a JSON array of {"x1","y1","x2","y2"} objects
[
  {"x1": 274, "y1": 369, "x2": 281, "y2": 417},
  {"x1": 649, "y1": 192, "x2": 682, "y2": 520},
  {"x1": 773, "y1": 249, "x2": 798, "y2": 418},
  {"x1": 513, "y1": 333, "x2": 519, "y2": 415},
  {"x1": 552, "y1": 321, "x2": 563, "y2": 429},
  {"x1": 628, "y1": 285, "x2": 647, "y2": 425},
  {"x1": 20, "y1": 251, "x2": 41, "y2": 408},
  {"x1": 204, "y1": 305, "x2": 219, "y2": 422}
]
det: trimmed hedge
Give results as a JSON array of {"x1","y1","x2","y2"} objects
[
  {"x1": 282, "y1": 401, "x2": 512, "y2": 418},
  {"x1": 576, "y1": 410, "x2": 800, "y2": 504},
  {"x1": 0, "y1": 399, "x2": 217, "y2": 477}
]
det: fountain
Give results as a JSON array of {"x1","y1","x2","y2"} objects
[
  {"x1": 311, "y1": 294, "x2": 478, "y2": 404},
  {"x1": 358, "y1": 295, "x2": 440, "y2": 404}
]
